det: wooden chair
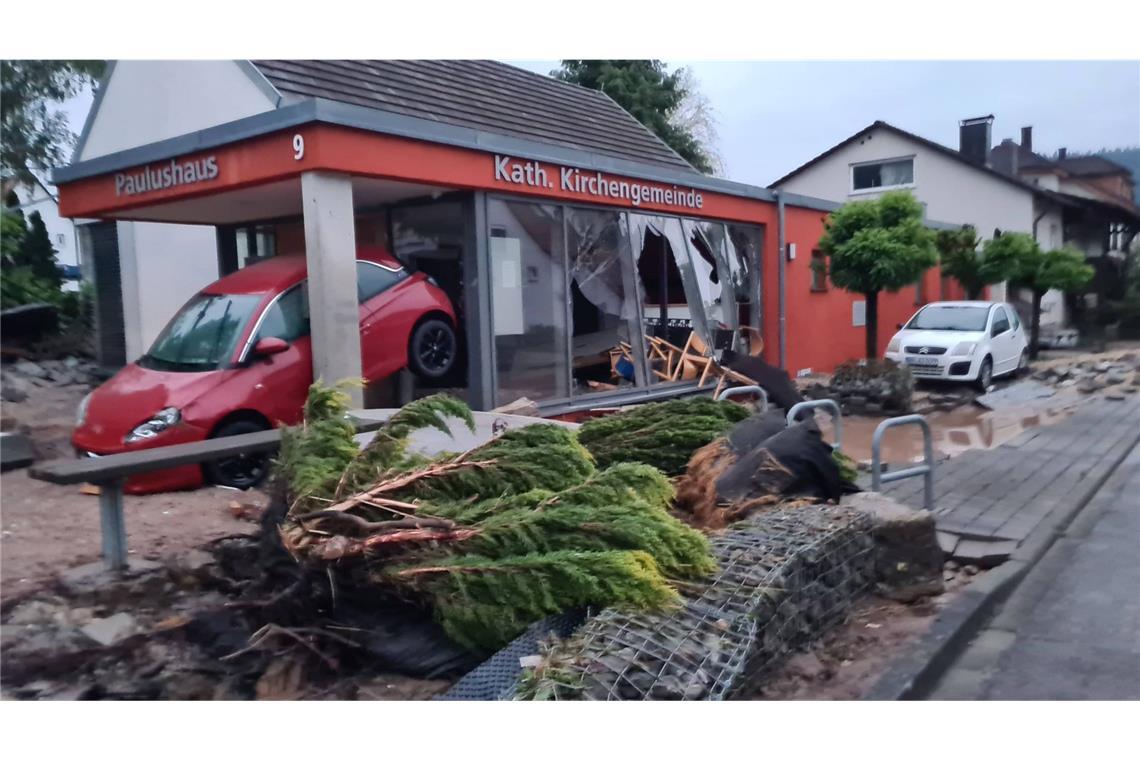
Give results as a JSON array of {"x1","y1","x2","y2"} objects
[
  {"x1": 670, "y1": 331, "x2": 717, "y2": 386},
  {"x1": 737, "y1": 325, "x2": 765, "y2": 357}
]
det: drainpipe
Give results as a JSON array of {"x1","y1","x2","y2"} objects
[
  {"x1": 776, "y1": 190, "x2": 787, "y2": 369},
  {"x1": 1031, "y1": 206, "x2": 1049, "y2": 243}
]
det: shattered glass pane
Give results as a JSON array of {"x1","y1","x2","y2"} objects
[
  {"x1": 629, "y1": 214, "x2": 713, "y2": 355},
  {"x1": 566, "y1": 207, "x2": 643, "y2": 395}
]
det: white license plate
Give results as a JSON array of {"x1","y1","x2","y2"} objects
[{"x1": 905, "y1": 356, "x2": 940, "y2": 367}]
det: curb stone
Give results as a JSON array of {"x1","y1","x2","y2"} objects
[{"x1": 862, "y1": 427, "x2": 1140, "y2": 700}]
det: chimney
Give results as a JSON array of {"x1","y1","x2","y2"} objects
[
  {"x1": 1058, "y1": 147, "x2": 1068, "y2": 161},
  {"x1": 959, "y1": 115, "x2": 994, "y2": 166},
  {"x1": 1021, "y1": 126, "x2": 1033, "y2": 151}
]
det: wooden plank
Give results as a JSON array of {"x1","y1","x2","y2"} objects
[{"x1": 29, "y1": 418, "x2": 384, "y2": 485}]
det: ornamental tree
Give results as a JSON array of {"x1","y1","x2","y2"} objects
[
  {"x1": 817, "y1": 190, "x2": 938, "y2": 358},
  {"x1": 938, "y1": 225, "x2": 1020, "y2": 300},
  {"x1": 1008, "y1": 240, "x2": 1094, "y2": 357}
]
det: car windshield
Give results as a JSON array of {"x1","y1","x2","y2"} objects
[
  {"x1": 906, "y1": 305, "x2": 990, "y2": 332},
  {"x1": 139, "y1": 293, "x2": 260, "y2": 371}
]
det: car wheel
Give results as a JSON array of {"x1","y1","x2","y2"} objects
[
  {"x1": 1017, "y1": 349, "x2": 1030, "y2": 376},
  {"x1": 408, "y1": 318, "x2": 457, "y2": 379},
  {"x1": 976, "y1": 356, "x2": 993, "y2": 392},
  {"x1": 203, "y1": 419, "x2": 269, "y2": 490}
]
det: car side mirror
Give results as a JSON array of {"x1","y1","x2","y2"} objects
[
  {"x1": 252, "y1": 336, "x2": 289, "y2": 358},
  {"x1": 897, "y1": 323, "x2": 904, "y2": 330}
]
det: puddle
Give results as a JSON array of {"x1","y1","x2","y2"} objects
[{"x1": 816, "y1": 392, "x2": 1083, "y2": 465}]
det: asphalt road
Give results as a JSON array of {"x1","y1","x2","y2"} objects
[{"x1": 930, "y1": 444, "x2": 1140, "y2": 699}]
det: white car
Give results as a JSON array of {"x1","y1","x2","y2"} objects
[{"x1": 884, "y1": 301, "x2": 1029, "y2": 389}]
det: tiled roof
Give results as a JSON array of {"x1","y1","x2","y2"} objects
[{"x1": 251, "y1": 60, "x2": 698, "y2": 174}]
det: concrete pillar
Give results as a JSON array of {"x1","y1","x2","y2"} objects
[{"x1": 301, "y1": 171, "x2": 363, "y2": 406}]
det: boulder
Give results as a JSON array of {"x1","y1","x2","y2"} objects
[
  {"x1": 12, "y1": 360, "x2": 48, "y2": 379},
  {"x1": 1, "y1": 373, "x2": 33, "y2": 402},
  {"x1": 80, "y1": 612, "x2": 138, "y2": 647},
  {"x1": 842, "y1": 491, "x2": 944, "y2": 602}
]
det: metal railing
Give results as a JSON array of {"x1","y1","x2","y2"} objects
[
  {"x1": 715, "y1": 384, "x2": 769, "y2": 414},
  {"x1": 786, "y1": 399, "x2": 843, "y2": 451},
  {"x1": 30, "y1": 417, "x2": 383, "y2": 570},
  {"x1": 870, "y1": 414, "x2": 935, "y2": 510}
]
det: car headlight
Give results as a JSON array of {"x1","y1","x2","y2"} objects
[
  {"x1": 76, "y1": 392, "x2": 93, "y2": 427},
  {"x1": 951, "y1": 342, "x2": 977, "y2": 356},
  {"x1": 125, "y1": 407, "x2": 181, "y2": 444},
  {"x1": 886, "y1": 337, "x2": 901, "y2": 353}
]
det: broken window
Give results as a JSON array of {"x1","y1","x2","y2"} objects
[
  {"x1": 565, "y1": 207, "x2": 643, "y2": 395},
  {"x1": 725, "y1": 224, "x2": 764, "y2": 353}
]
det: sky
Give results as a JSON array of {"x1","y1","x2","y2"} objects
[
  {"x1": 512, "y1": 60, "x2": 1140, "y2": 186},
  {"x1": 56, "y1": 61, "x2": 1139, "y2": 188}
]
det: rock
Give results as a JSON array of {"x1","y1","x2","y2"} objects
[
  {"x1": 1, "y1": 374, "x2": 31, "y2": 402},
  {"x1": 80, "y1": 612, "x2": 137, "y2": 646},
  {"x1": 1077, "y1": 380, "x2": 1099, "y2": 394},
  {"x1": 8, "y1": 600, "x2": 67, "y2": 626},
  {"x1": 962, "y1": 564, "x2": 980, "y2": 576},
  {"x1": 1105, "y1": 371, "x2": 1128, "y2": 386},
  {"x1": 944, "y1": 560, "x2": 960, "y2": 572},
  {"x1": 63, "y1": 356, "x2": 80, "y2": 368},
  {"x1": 13, "y1": 360, "x2": 48, "y2": 379},
  {"x1": 1058, "y1": 379, "x2": 1078, "y2": 388},
  {"x1": 843, "y1": 491, "x2": 943, "y2": 600},
  {"x1": 1105, "y1": 390, "x2": 1126, "y2": 401}
]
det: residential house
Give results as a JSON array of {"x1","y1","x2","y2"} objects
[
  {"x1": 2, "y1": 174, "x2": 83, "y2": 292},
  {"x1": 990, "y1": 128, "x2": 1140, "y2": 317},
  {"x1": 770, "y1": 116, "x2": 1140, "y2": 334}
]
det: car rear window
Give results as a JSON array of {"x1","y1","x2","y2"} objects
[
  {"x1": 141, "y1": 293, "x2": 260, "y2": 371},
  {"x1": 906, "y1": 305, "x2": 990, "y2": 332}
]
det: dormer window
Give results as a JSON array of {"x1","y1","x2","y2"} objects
[{"x1": 851, "y1": 158, "x2": 915, "y2": 192}]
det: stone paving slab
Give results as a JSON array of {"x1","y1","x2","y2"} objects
[{"x1": 862, "y1": 395, "x2": 1140, "y2": 549}]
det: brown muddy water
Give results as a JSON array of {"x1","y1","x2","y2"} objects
[{"x1": 815, "y1": 392, "x2": 1083, "y2": 465}]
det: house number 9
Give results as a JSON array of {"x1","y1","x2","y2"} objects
[{"x1": 293, "y1": 134, "x2": 305, "y2": 160}]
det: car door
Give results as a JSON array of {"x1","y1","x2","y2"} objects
[
  {"x1": 242, "y1": 282, "x2": 314, "y2": 426},
  {"x1": 988, "y1": 306, "x2": 1016, "y2": 374},
  {"x1": 357, "y1": 260, "x2": 413, "y2": 382}
]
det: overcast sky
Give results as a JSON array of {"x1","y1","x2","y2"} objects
[
  {"x1": 59, "y1": 61, "x2": 1139, "y2": 187},
  {"x1": 512, "y1": 60, "x2": 1140, "y2": 186}
]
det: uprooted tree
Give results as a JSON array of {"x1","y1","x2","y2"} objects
[
  {"x1": 817, "y1": 190, "x2": 939, "y2": 359},
  {"x1": 274, "y1": 384, "x2": 717, "y2": 652}
]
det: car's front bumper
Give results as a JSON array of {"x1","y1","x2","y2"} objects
[
  {"x1": 72, "y1": 422, "x2": 208, "y2": 494},
  {"x1": 885, "y1": 352, "x2": 982, "y2": 381}
]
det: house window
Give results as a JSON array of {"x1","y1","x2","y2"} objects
[
  {"x1": 810, "y1": 249, "x2": 828, "y2": 291},
  {"x1": 851, "y1": 158, "x2": 914, "y2": 192}
]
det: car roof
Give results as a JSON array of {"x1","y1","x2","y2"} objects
[
  {"x1": 921, "y1": 301, "x2": 999, "y2": 309},
  {"x1": 202, "y1": 246, "x2": 403, "y2": 296}
]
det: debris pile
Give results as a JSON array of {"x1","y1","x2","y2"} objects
[
  {"x1": 513, "y1": 504, "x2": 875, "y2": 700},
  {"x1": 826, "y1": 359, "x2": 914, "y2": 415},
  {"x1": 674, "y1": 410, "x2": 858, "y2": 529},
  {"x1": 0, "y1": 357, "x2": 102, "y2": 403},
  {"x1": 1032, "y1": 354, "x2": 1140, "y2": 397},
  {"x1": 276, "y1": 384, "x2": 716, "y2": 653}
]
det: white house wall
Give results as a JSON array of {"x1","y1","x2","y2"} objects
[
  {"x1": 116, "y1": 222, "x2": 220, "y2": 362},
  {"x1": 77, "y1": 60, "x2": 276, "y2": 363},
  {"x1": 77, "y1": 61, "x2": 277, "y2": 161},
  {"x1": 777, "y1": 126, "x2": 1038, "y2": 303}
]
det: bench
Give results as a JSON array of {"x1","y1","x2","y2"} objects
[{"x1": 28, "y1": 417, "x2": 385, "y2": 571}]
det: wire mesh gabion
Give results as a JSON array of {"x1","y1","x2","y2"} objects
[{"x1": 513, "y1": 504, "x2": 876, "y2": 700}]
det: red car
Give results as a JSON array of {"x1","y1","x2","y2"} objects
[{"x1": 73, "y1": 246, "x2": 457, "y2": 493}]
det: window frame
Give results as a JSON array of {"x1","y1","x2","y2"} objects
[
  {"x1": 809, "y1": 249, "x2": 828, "y2": 292},
  {"x1": 356, "y1": 259, "x2": 408, "y2": 304},
  {"x1": 849, "y1": 156, "x2": 916, "y2": 195},
  {"x1": 990, "y1": 306, "x2": 1011, "y2": 337},
  {"x1": 484, "y1": 192, "x2": 765, "y2": 406}
]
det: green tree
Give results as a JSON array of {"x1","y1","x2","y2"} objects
[
  {"x1": 1, "y1": 60, "x2": 105, "y2": 183},
  {"x1": 551, "y1": 60, "x2": 714, "y2": 174},
  {"x1": 937, "y1": 225, "x2": 1021, "y2": 300},
  {"x1": 817, "y1": 190, "x2": 938, "y2": 358},
  {"x1": 19, "y1": 211, "x2": 63, "y2": 289},
  {"x1": 1004, "y1": 238, "x2": 1094, "y2": 358}
]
